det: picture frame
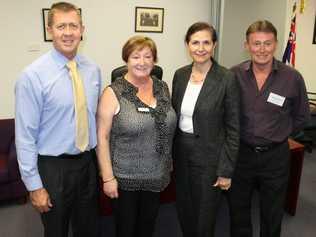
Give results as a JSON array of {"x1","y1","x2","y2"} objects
[
  {"x1": 42, "y1": 8, "x2": 51, "y2": 42},
  {"x1": 313, "y1": 15, "x2": 316, "y2": 44},
  {"x1": 42, "y1": 8, "x2": 82, "y2": 42},
  {"x1": 135, "y1": 7, "x2": 164, "y2": 33}
]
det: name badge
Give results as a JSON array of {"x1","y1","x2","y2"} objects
[
  {"x1": 138, "y1": 107, "x2": 150, "y2": 112},
  {"x1": 267, "y1": 92, "x2": 285, "y2": 107}
]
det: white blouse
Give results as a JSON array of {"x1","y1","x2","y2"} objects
[{"x1": 179, "y1": 80, "x2": 203, "y2": 133}]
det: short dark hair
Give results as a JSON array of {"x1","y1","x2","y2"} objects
[
  {"x1": 185, "y1": 22, "x2": 217, "y2": 44},
  {"x1": 246, "y1": 20, "x2": 278, "y2": 41},
  {"x1": 48, "y1": 2, "x2": 82, "y2": 27},
  {"x1": 122, "y1": 35, "x2": 157, "y2": 63}
]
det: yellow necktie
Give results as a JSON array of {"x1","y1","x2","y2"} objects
[{"x1": 67, "y1": 60, "x2": 89, "y2": 152}]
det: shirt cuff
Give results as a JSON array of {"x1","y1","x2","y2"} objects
[{"x1": 22, "y1": 174, "x2": 43, "y2": 191}]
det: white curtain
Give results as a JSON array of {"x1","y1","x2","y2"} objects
[{"x1": 210, "y1": 0, "x2": 223, "y2": 60}]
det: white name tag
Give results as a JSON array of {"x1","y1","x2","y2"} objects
[
  {"x1": 137, "y1": 107, "x2": 150, "y2": 112},
  {"x1": 267, "y1": 92, "x2": 285, "y2": 107}
]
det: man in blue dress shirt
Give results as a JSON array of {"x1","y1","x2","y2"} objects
[{"x1": 15, "y1": 2, "x2": 101, "y2": 237}]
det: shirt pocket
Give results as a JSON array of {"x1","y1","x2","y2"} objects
[{"x1": 265, "y1": 96, "x2": 290, "y2": 122}]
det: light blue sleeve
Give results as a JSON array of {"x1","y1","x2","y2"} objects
[
  {"x1": 15, "y1": 70, "x2": 43, "y2": 191},
  {"x1": 97, "y1": 66, "x2": 103, "y2": 98}
]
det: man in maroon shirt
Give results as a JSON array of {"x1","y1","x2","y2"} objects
[{"x1": 228, "y1": 20, "x2": 310, "y2": 237}]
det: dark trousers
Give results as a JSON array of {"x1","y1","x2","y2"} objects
[
  {"x1": 111, "y1": 189, "x2": 160, "y2": 237},
  {"x1": 38, "y1": 150, "x2": 98, "y2": 237},
  {"x1": 228, "y1": 141, "x2": 290, "y2": 237},
  {"x1": 174, "y1": 132, "x2": 222, "y2": 237}
]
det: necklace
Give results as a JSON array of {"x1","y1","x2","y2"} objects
[
  {"x1": 190, "y1": 74, "x2": 205, "y2": 83},
  {"x1": 190, "y1": 69, "x2": 208, "y2": 83},
  {"x1": 190, "y1": 63, "x2": 212, "y2": 83}
]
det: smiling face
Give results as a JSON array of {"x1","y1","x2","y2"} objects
[
  {"x1": 245, "y1": 32, "x2": 277, "y2": 68},
  {"x1": 187, "y1": 30, "x2": 216, "y2": 65},
  {"x1": 127, "y1": 46, "x2": 154, "y2": 80},
  {"x1": 47, "y1": 10, "x2": 84, "y2": 59}
]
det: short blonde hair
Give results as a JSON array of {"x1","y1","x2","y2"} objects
[
  {"x1": 47, "y1": 2, "x2": 82, "y2": 27},
  {"x1": 122, "y1": 36, "x2": 157, "y2": 63},
  {"x1": 246, "y1": 20, "x2": 277, "y2": 41}
]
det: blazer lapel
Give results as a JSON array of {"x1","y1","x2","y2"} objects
[
  {"x1": 193, "y1": 63, "x2": 219, "y2": 115},
  {"x1": 175, "y1": 66, "x2": 192, "y2": 115}
]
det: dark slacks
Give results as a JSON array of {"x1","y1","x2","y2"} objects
[
  {"x1": 174, "y1": 131, "x2": 222, "y2": 237},
  {"x1": 38, "y1": 150, "x2": 98, "y2": 237},
  {"x1": 228, "y1": 141, "x2": 290, "y2": 237},
  {"x1": 111, "y1": 189, "x2": 160, "y2": 237}
]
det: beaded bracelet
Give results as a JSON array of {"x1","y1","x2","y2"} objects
[{"x1": 102, "y1": 176, "x2": 116, "y2": 183}]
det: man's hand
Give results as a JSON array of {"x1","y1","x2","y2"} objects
[
  {"x1": 29, "y1": 188, "x2": 53, "y2": 213},
  {"x1": 213, "y1": 177, "x2": 231, "y2": 190}
]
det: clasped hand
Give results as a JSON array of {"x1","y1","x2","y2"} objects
[
  {"x1": 30, "y1": 188, "x2": 53, "y2": 213},
  {"x1": 213, "y1": 177, "x2": 231, "y2": 190}
]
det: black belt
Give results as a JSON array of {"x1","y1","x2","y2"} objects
[
  {"x1": 177, "y1": 129, "x2": 199, "y2": 138},
  {"x1": 241, "y1": 141, "x2": 284, "y2": 153},
  {"x1": 39, "y1": 149, "x2": 94, "y2": 159}
]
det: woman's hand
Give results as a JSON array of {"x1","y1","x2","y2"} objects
[
  {"x1": 103, "y1": 178, "x2": 119, "y2": 199},
  {"x1": 213, "y1": 177, "x2": 231, "y2": 190}
]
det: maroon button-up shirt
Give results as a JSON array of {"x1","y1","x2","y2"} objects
[{"x1": 231, "y1": 59, "x2": 310, "y2": 145}]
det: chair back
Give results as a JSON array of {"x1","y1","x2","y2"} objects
[
  {"x1": 0, "y1": 119, "x2": 14, "y2": 153},
  {"x1": 111, "y1": 65, "x2": 163, "y2": 82}
]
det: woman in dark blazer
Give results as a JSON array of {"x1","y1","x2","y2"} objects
[{"x1": 172, "y1": 22, "x2": 240, "y2": 237}]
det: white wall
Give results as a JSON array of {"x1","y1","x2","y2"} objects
[
  {"x1": 0, "y1": 0, "x2": 211, "y2": 118},
  {"x1": 219, "y1": 0, "x2": 287, "y2": 67},
  {"x1": 294, "y1": 0, "x2": 316, "y2": 91},
  {"x1": 2, "y1": 0, "x2": 315, "y2": 119},
  {"x1": 219, "y1": 0, "x2": 316, "y2": 93}
]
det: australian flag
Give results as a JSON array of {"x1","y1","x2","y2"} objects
[{"x1": 282, "y1": 3, "x2": 297, "y2": 67}]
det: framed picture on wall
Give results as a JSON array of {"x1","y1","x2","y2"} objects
[
  {"x1": 135, "y1": 7, "x2": 164, "y2": 33},
  {"x1": 42, "y1": 8, "x2": 82, "y2": 42},
  {"x1": 42, "y1": 8, "x2": 52, "y2": 41},
  {"x1": 313, "y1": 15, "x2": 316, "y2": 44}
]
